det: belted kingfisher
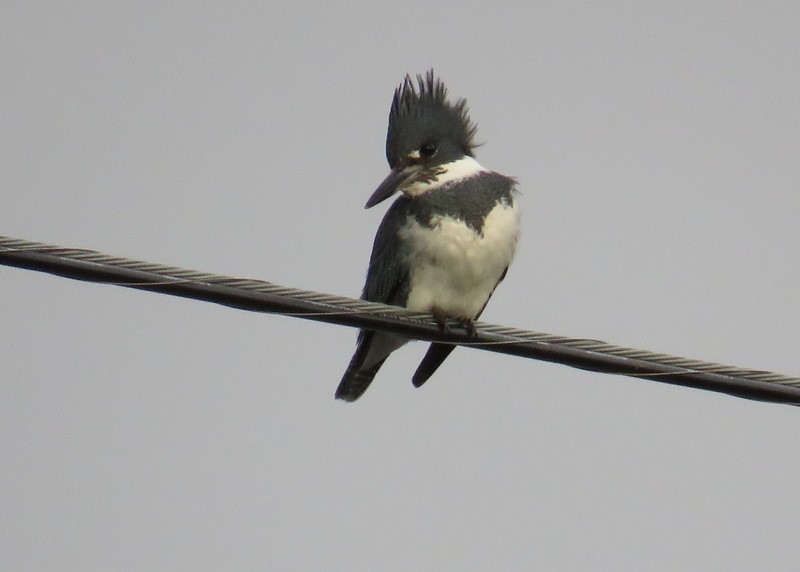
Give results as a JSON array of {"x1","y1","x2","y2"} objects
[{"x1": 336, "y1": 70, "x2": 520, "y2": 401}]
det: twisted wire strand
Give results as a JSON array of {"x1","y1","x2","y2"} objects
[{"x1": 2, "y1": 235, "x2": 799, "y2": 404}]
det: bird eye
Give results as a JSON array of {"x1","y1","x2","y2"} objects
[{"x1": 420, "y1": 142, "x2": 437, "y2": 158}]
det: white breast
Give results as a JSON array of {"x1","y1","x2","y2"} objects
[{"x1": 400, "y1": 197, "x2": 520, "y2": 319}]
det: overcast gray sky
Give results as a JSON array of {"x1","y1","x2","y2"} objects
[{"x1": 3, "y1": 2, "x2": 800, "y2": 570}]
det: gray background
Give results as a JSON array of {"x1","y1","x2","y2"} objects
[{"x1": 3, "y1": 2, "x2": 799, "y2": 570}]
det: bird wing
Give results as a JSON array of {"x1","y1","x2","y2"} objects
[
  {"x1": 361, "y1": 198, "x2": 412, "y2": 306},
  {"x1": 335, "y1": 199, "x2": 412, "y2": 401}
]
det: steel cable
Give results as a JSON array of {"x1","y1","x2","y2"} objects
[{"x1": 2, "y1": 235, "x2": 798, "y2": 405}]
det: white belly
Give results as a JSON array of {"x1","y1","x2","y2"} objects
[{"x1": 400, "y1": 198, "x2": 520, "y2": 319}]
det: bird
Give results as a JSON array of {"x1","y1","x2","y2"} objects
[{"x1": 335, "y1": 70, "x2": 520, "y2": 401}]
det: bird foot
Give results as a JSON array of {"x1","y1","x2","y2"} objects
[
  {"x1": 456, "y1": 317, "x2": 477, "y2": 338},
  {"x1": 431, "y1": 309, "x2": 477, "y2": 338},
  {"x1": 431, "y1": 309, "x2": 450, "y2": 336}
]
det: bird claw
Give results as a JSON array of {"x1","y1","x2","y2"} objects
[
  {"x1": 431, "y1": 310, "x2": 477, "y2": 338},
  {"x1": 456, "y1": 317, "x2": 477, "y2": 338},
  {"x1": 431, "y1": 309, "x2": 450, "y2": 336}
]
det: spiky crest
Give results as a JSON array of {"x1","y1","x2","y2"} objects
[{"x1": 385, "y1": 70, "x2": 478, "y2": 167}]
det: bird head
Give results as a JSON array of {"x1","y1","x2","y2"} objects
[{"x1": 365, "y1": 70, "x2": 478, "y2": 208}]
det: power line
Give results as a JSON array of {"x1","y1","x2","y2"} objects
[{"x1": 2, "y1": 234, "x2": 799, "y2": 405}]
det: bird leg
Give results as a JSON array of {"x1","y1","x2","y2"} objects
[
  {"x1": 456, "y1": 317, "x2": 477, "y2": 338},
  {"x1": 431, "y1": 308, "x2": 450, "y2": 337},
  {"x1": 431, "y1": 309, "x2": 477, "y2": 338}
]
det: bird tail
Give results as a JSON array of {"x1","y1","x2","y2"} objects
[
  {"x1": 412, "y1": 343, "x2": 456, "y2": 388},
  {"x1": 335, "y1": 331, "x2": 393, "y2": 402},
  {"x1": 336, "y1": 357, "x2": 388, "y2": 402}
]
